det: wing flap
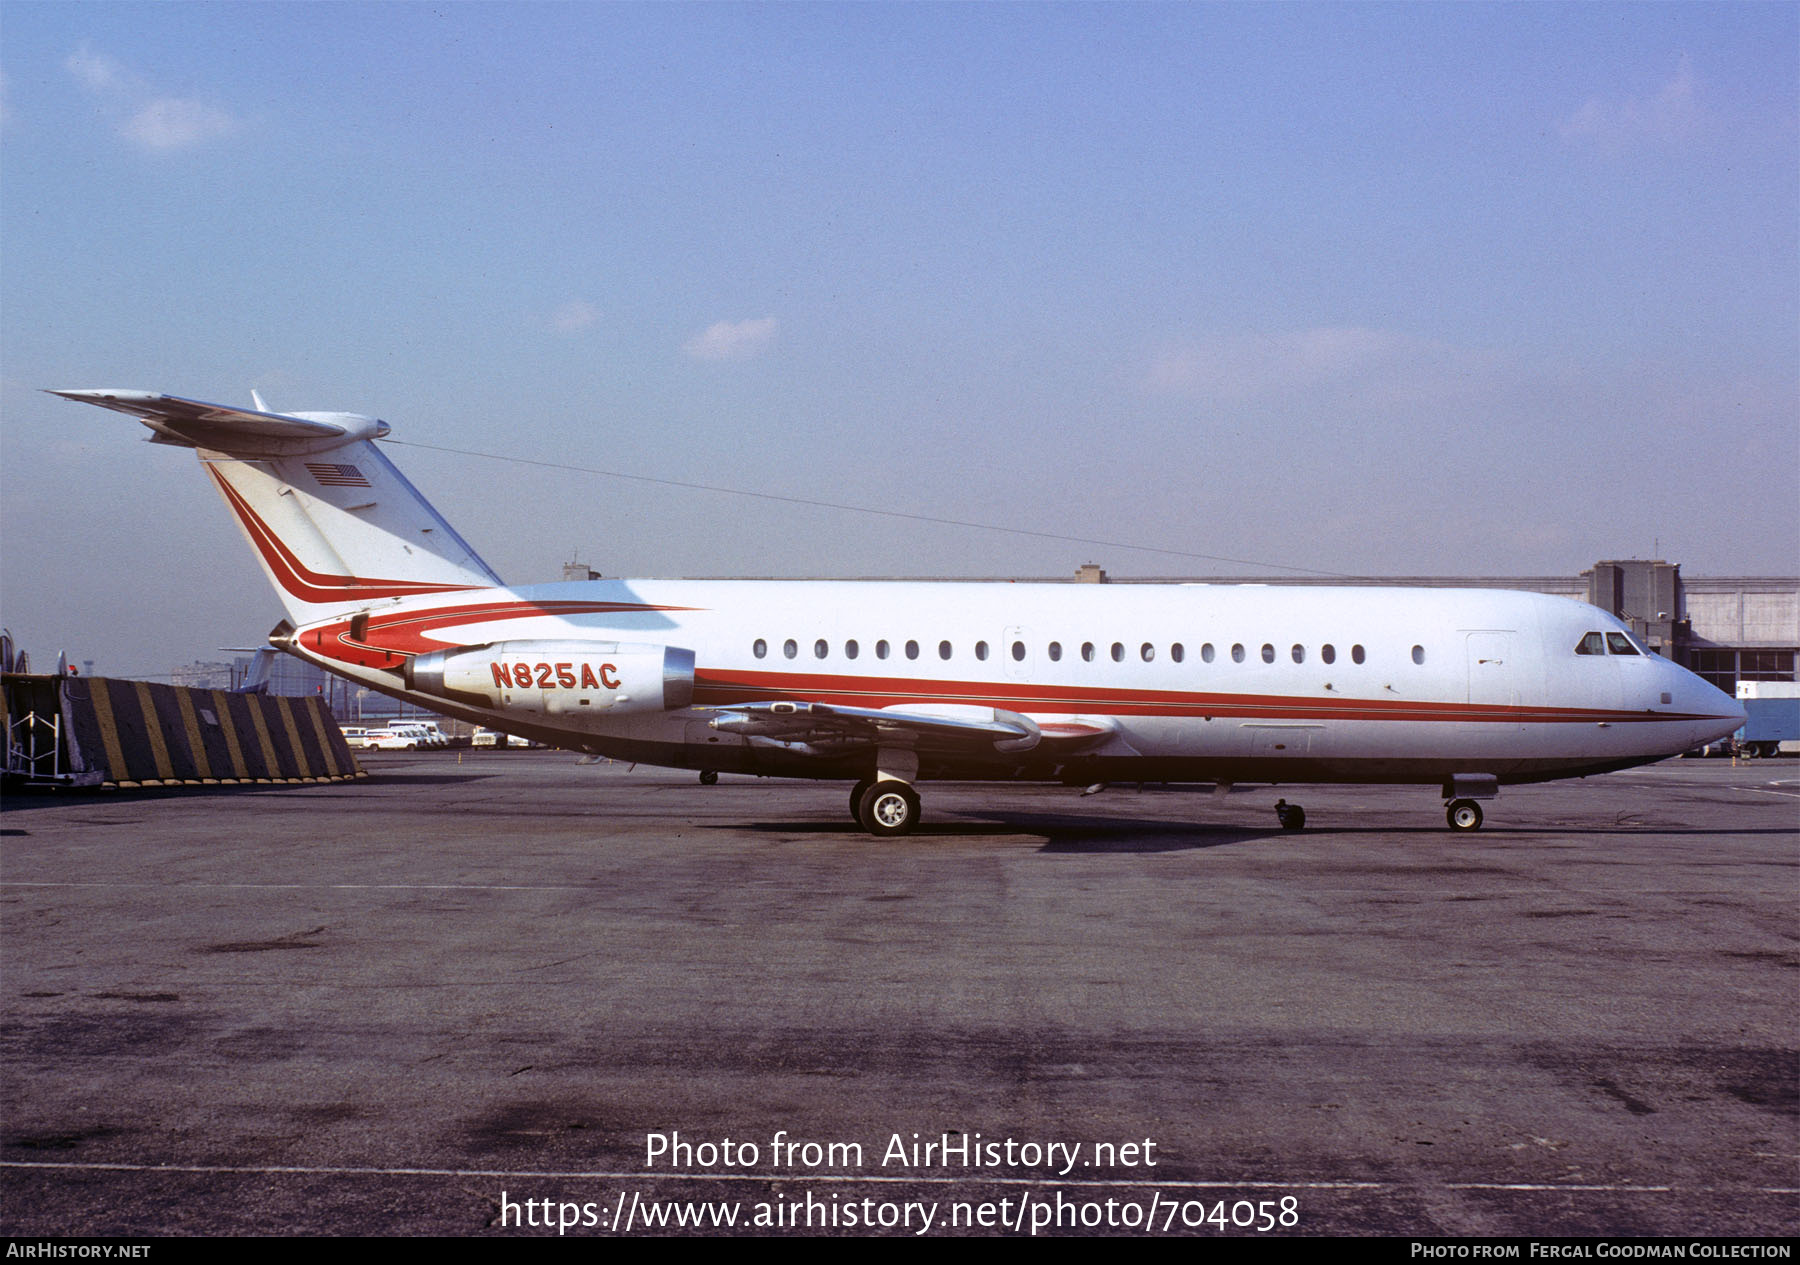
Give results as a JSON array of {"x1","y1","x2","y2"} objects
[{"x1": 710, "y1": 701, "x2": 1041, "y2": 755}]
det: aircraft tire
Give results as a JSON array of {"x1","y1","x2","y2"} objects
[
  {"x1": 699, "y1": 770, "x2": 719, "y2": 785},
  {"x1": 849, "y1": 778, "x2": 876, "y2": 822},
  {"x1": 1446, "y1": 799, "x2": 1484, "y2": 832},
  {"x1": 858, "y1": 781, "x2": 921, "y2": 837},
  {"x1": 1275, "y1": 799, "x2": 1305, "y2": 831}
]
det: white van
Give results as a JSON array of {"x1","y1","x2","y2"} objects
[
  {"x1": 366, "y1": 722, "x2": 446, "y2": 750},
  {"x1": 471, "y1": 728, "x2": 530, "y2": 748}
]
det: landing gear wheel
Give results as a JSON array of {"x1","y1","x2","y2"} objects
[
  {"x1": 1275, "y1": 799, "x2": 1306, "y2": 831},
  {"x1": 1446, "y1": 799, "x2": 1484, "y2": 832},
  {"x1": 849, "y1": 778, "x2": 877, "y2": 823},
  {"x1": 857, "y1": 781, "x2": 921, "y2": 837},
  {"x1": 698, "y1": 770, "x2": 718, "y2": 786}
]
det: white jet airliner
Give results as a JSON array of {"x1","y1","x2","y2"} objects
[{"x1": 51, "y1": 389, "x2": 1745, "y2": 836}]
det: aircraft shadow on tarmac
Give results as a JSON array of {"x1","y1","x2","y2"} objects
[
  {"x1": 741, "y1": 814, "x2": 1273, "y2": 852},
  {"x1": 737, "y1": 810, "x2": 1796, "y2": 852},
  {"x1": 984, "y1": 813, "x2": 1276, "y2": 852}
]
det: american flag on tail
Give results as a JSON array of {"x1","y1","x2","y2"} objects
[{"x1": 305, "y1": 462, "x2": 371, "y2": 487}]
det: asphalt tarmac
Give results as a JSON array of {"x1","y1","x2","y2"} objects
[{"x1": 2, "y1": 753, "x2": 1795, "y2": 1237}]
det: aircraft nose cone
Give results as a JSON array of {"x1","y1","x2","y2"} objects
[
  {"x1": 1692, "y1": 677, "x2": 1747, "y2": 744},
  {"x1": 1721, "y1": 691, "x2": 1749, "y2": 738}
]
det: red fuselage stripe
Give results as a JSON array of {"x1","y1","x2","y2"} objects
[{"x1": 310, "y1": 598, "x2": 707, "y2": 660}]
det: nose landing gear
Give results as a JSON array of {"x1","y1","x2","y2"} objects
[
  {"x1": 1443, "y1": 774, "x2": 1496, "y2": 832},
  {"x1": 1445, "y1": 798, "x2": 1484, "y2": 831}
]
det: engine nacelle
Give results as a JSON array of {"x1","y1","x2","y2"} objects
[{"x1": 406, "y1": 641, "x2": 696, "y2": 716}]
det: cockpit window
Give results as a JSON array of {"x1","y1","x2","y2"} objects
[
  {"x1": 1605, "y1": 632, "x2": 1639, "y2": 656},
  {"x1": 1576, "y1": 632, "x2": 1606, "y2": 655}
]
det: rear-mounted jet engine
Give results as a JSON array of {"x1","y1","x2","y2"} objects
[{"x1": 406, "y1": 641, "x2": 695, "y2": 716}]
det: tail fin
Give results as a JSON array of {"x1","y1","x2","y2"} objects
[{"x1": 49, "y1": 390, "x2": 502, "y2": 625}]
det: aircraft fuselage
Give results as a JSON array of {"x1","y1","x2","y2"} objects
[{"x1": 284, "y1": 577, "x2": 1741, "y2": 790}]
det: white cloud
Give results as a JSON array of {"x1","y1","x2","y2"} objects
[
  {"x1": 65, "y1": 44, "x2": 135, "y2": 95},
  {"x1": 550, "y1": 301, "x2": 600, "y2": 333},
  {"x1": 64, "y1": 43, "x2": 241, "y2": 153},
  {"x1": 683, "y1": 316, "x2": 779, "y2": 362},
  {"x1": 1559, "y1": 55, "x2": 1703, "y2": 148},
  {"x1": 121, "y1": 98, "x2": 240, "y2": 151}
]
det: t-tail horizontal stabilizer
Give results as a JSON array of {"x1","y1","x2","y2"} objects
[
  {"x1": 50, "y1": 388, "x2": 502, "y2": 625},
  {"x1": 46, "y1": 390, "x2": 388, "y2": 457}
]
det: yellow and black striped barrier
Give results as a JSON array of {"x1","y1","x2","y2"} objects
[{"x1": 4, "y1": 674, "x2": 364, "y2": 788}]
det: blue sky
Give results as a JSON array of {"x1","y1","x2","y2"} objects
[{"x1": 3, "y1": 2, "x2": 1796, "y2": 676}]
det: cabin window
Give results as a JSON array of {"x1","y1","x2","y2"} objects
[
  {"x1": 1048, "y1": 641, "x2": 1062, "y2": 662},
  {"x1": 783, "y1": 639, "x2": 798, "y2": 660},
  {"x1": 1171, "y1": 643, "x2": 1184, "y2": 663},
  {"x1": 1109, "y1": 642, "x2": 1123, "y2": 663},
  {"x1": 1351, "y1": 644, "x2": 1365, "y2": 664},
  {"x1": 1081, "y1": 642, "x2": 1096, "y2": 662},
  {"x1": 876, "y1": 640, "x2": 890, "y2": 659},
  {"x1": 1231, "y1": 643, "x2": 1245, "y2": 663},
  {"x1": 753, "y1": 639, "x2": 767, "y2": 659},
  {"x1": 1140, "y1": 642, "x2": 1155, "y2": 662},
  {"x1": 1321, "y1": 644, "x2": 1335, "y2": 664},
  {"x1": 1202, "y1": 643, "x2": 1215, "y2": 663},
  {"x1": 814, "y1": 639, "x2": 828, "y2": 659},
  {"x1": 975, "y1": 641, "x2": 990, "y2": 661},
  {"x1": 1261, "y1": 643, "x2": 1275, "y2": 664},
  {"x1": 1576, "y1": 632, "x2": 1606, "y2": 655},
  {"x1": 1605, "y1": 632, "x2": 1639, "y2": 655},
  {"x1": 1412, "y1": 645, "x2": 1426, "y2": 665},
  {"x1": 845, "y1": 640, "x2": 859, "y2": 660},
  {"x1": 1011, "y1": 640, "x2": 1026, "y2": 662},
  {"x1": 905, "y1": 640, "x2": 920, "y2": 660},
  {"x1": 1291, "y1": 644, "x2": 1305, "y2": 664},
  {"x1": 938, "y1": 640, "x2": 953, "y2": 660}
]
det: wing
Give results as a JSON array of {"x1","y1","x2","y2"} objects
[{"x1": 709, "y1": 701, "x2": 1114, "y2": 761}]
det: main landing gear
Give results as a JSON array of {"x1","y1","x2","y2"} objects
[
  {"x1": 849, "y1": 777, "x2": 922, "y2": 837},
  {"x1": 849, "y1": 749, "x2": 924, "y2": 837},
  {"x1": 1274, "y1": 799, "x2": 1307, "y2": 831}
]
